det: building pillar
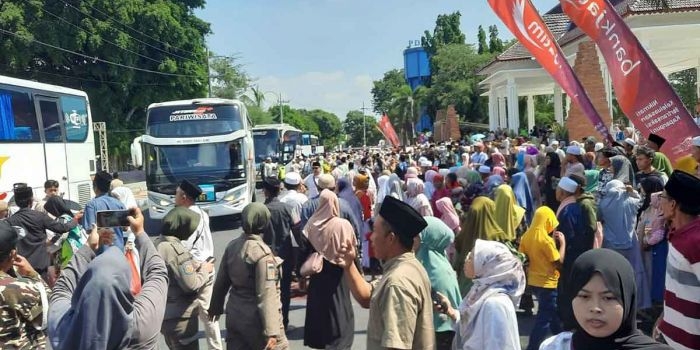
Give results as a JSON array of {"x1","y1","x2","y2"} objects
[
  {"x1": 527, "y1": 95, "x2": 535, "y2": 132},
  {"x1": 554, "y1": 86, "x2": 564, "y2": 124},
  {"x1": 488, "y1": 88, "x2": 498, "y2": 131},
  {"x1": 506, "y1": 78, "x2": 520, "y2": 133},
  {"x1": 498, "y1": 93, "x2": 507, "y2": 131}
]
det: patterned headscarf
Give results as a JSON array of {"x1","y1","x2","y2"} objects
[{"x1": 458, "y1": 239, "x2": 525, "y2": 338}]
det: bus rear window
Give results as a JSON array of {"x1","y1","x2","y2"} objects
[{"x1": 146, "y1": 104, "x2": 243, "y2": 138}]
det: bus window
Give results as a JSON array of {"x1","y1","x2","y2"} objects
[
  {"x1": 38, "y1": 99, "x2": 63, "y2": 142},
  {"x1": 0, "y1": 88, "x2": 40, "y2": 142},
  {"x1": 61, "y1": 96, "x2": 89, "y2": 142}
]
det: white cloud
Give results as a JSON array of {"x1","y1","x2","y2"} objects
[{"x1": 256, "y1": 70, "x2": 375, "y2": 120}]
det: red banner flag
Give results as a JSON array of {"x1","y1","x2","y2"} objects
[
  {"x1": 488, "y1": 0, "x2": 614, "y2": 143},
  {"x1": 378, "y1": 114, "x2": 401, "y2": 147},
  {"x1": 560, "y1": 0, "x2": 700, "y2": 162}
]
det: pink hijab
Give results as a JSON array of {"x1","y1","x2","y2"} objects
[
  {"x1": 436, "y1": 197, "x2": 460, "y2": 232},
  {"x1": 306, "y1": 190, "x2": 356, "y2": 264},
  {"x1": 492, "y1": 166, "x2": 506, "y2": 178}
]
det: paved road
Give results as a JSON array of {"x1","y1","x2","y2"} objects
[{"x1": 148, "y1": 189, "x2": 538, "y2": 349}]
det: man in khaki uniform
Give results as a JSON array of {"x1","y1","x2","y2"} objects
[
  {"x1": 156, "y1": 207, "x2": 215, "y2": 350},
  {"x1": 209, "y1": 202, "x2": 288, "y2": 349},
  {"x1": 340, "y1": 196, "x2": 434, "y2": 350}
]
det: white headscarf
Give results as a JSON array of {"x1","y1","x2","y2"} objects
[{"x1": 458, "y1": 239, "x2": 525, "y2": 338}]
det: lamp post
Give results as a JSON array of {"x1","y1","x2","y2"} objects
[{"x1": 360, "y1": 102, "x2": 372, "y2": 148}]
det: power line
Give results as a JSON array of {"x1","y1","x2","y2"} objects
[
  {"x1": 23, "y1": 0, "x2": 164, "y2": 65},
  {"x1": 58, "y1": 0, "x2": 201, "y2": 63},
  {"x1": 0, "y1": 28, "x2": 202, "y2": 78},
  {"x1": 80, "y1": 0, "x2": 202, "y2": 59}
]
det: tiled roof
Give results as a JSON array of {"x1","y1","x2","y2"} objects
[{"x1": 482, "y1": 0, "x2": 700, "y2": 70}]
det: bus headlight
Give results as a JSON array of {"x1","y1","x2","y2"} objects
[{"x1": 224, "y1": 186, "x2": 247, "y2": 205}]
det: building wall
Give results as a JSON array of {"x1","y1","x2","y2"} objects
[{"x1": 566, "y1": 40, "x2": 613, "y2": 143}]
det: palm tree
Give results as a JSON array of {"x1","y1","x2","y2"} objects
[
  {"x1": 250, "y1": 85, "x2": 265, "y2": 108},
  {"x1": 389, "y1": 84, "x2": 420, "y2": 145}
]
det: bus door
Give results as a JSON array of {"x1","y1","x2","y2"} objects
[
  {"x1": 281, "y1": 140, "x2": 295, "y2": 165},
  {"x1": 34, "y1": 96, "x2": 70, "y2": 196}
]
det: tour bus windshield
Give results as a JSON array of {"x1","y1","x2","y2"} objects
[
  {"x1": 146, "y1": 104, "x2": 243, "y2": 138},
  {"x1": 252, "y1": 129, "x2": 280, "y2": 163},
  {"x1": 144, "y1": 140, "x2": 246, "y2": 195}
]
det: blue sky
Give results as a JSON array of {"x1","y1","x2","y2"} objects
[{"x1": 197, "y1": 0, "x2": 557, "y2": 119}]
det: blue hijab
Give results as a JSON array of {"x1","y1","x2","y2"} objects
[
  {"x1": 337, "y1": 178, "x2": 363, "y2": 224},
  {"x1": 416, "y1": 217, "x2": 462, "y2": 332},
  {"x1": 510, "y1": 172, "x2": 534, "y2": 225},
  {"x1": 49, "y1": 246, "x2": 134, "y2": 350}
]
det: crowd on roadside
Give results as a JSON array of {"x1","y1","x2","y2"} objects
[{"x1": 2, "y1": 127, "x2": 700, "y2": 350}]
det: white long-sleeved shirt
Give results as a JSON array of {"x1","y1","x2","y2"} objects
[{"x1": 183, "y1": 205, "x2": 214, "y2": 262}]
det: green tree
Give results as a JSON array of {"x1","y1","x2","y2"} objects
[
  {"x1": 426, "y1": 44, "x2": 492, "y2": 123},
  {"x1": 269, "y1": 105, "x2": 320, "y2": 136},
  {"x1": 370, "y1": 69, "x2": 405, "y2": 114},
  {"x1": 488, "y1": 25, "x2": 505, "y2": 53},
  {"x1": 343, "y1": 111, "x2": 382, "y2": 147},
  {"x1": 421, "y1": 12, "x2": 466, "y2": 56},
  {"x1": 209, "y1": 54, "x2": 250, "y2": 99},
  {"x1": 669, "y1": 68, "x2": 698, "y2": 114},
  {"x1": 301, "y1": 109, "x2": 343, "y2": 147},
  {"x1": 388, "y1": 84, "x2": 418, "y2": 145},
  {"x1": 247, "y1": 105, "x2": 273, "y2": 126},
  {"x1": 477, "y1": 25, "x2": 488, "y2": 55},
  {"x1": 0, "y1": 0, "x2": 211, "y2": 166}
]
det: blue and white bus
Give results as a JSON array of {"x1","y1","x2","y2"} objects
[{"x1": 0, "y1": 75, "x2": 96, "y2": 207}]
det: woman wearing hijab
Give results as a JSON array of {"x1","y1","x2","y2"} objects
[
  {"x1": 611, "y1": 155, "x2": 636, "y2": 187},
  {"x1": 375, "y1": 170, "x2": 391, "y2": 206},
  {"x1": 435, "y1": 239, "x2": 525, "y2": 350},
  {"x1": 424, "y1": 169, "x2": 438, "y2": 199},
  {"x1": 540, "y1": 249, "x2": 673, "y2": 350},
  {"x1": 44, "y1": 196, "x2": 87, "y2": 270},
  {"x1": 336, "y1": 178, "x2": 363, "y2": 227},
  {"x1": 510, "y1": 172, "x2": 535, "y2": 225},
  {"x1": 210, "y1": 203, "x2": 288, "y2": 349},
  {"x1": 436, "y1": 197, "x2": 460, "y2": 263},
  {"x1": 49, "y1": 208, "x2": 168, "y2": 350},
  {"x1": 493, "y1": 184, "x2": 526, "y2": 243},
  {"x1": 155, "y1": 207, "x2": 215, "y2": 350},
  {"x1": 598, "y1": 180, "x2": 651, "y2": 311},
  {"x1": 635, "y1": 177, "x2": 667, "y2": 306},
  {"x1": 431, "y1": 174, "x2": 450, "y2": 216},
  {"x1": 456, "y1": 197, "x2": 507, "y2": 296},
  {"x1": 544, "y1": 152, "x2": 562, "y2": 211},
  {"x1": 405, "y1": 177, "x2": 433, "y2": 217},
  {"x1": 460, "y1": 183, "x2": 486, "y2": 211},
  {"x1": 383, "y1": 173, "x2": 405, "y2": 202},
  {"x1": 415, "y1": 217, "x2": 462, "y2": 350},
  {"x1": 519, "y1": 207, "x2": 566, "y2": 350},
  {"x1": 484, "y1": 174, "x2": 505, "y2": 198},
  {"x1": 301, "y1": 190, "x2": 356, "y2": 349}
]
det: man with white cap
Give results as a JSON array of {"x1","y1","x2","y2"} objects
[
  {"x1": 691, "y1": 136, "x2": 700, "y2": 178},
  {"x1": 623, "y1": 138, "x2": 639, "y2": 174},
  {"x1": 470, "y1": 142, "x2": 488, "y2": 169},
  {"x1": 478, "y1": 165, "x2": 492, "y2": 182},
  {"x1": 279, "y1": 171, "x2": 308, "y2": 220},
  {"x1": 563, "y1": 146, "x2": 585, "y2": 178},
  {"x1": 554, "y1": 176, "x2": 596, "y2": 329}
]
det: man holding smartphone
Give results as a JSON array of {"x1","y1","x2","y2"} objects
[
  {"x1": 175, "y1": 180, "x2": 222, "y2": 349},
  {"x1": 82, "y1": 171, "x2": 126, "y2": 251}
]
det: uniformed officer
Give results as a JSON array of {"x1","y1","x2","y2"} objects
[
  {"x1": 339, "y1": 195, "x2": 435, "y2": 350},
  {"x1": 0, "y1": 220, "x2": 51, "y2": 349},
  {"x1": 209, "y1": 202, "x2": 288, "y2": 350},
  {"x1": 156, "y1": 207, "x2": 214, "y2": 350}
]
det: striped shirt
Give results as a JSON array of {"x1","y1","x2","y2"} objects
[{"x1": 659, "y1": 218, "x2": 700, "y2": 350}]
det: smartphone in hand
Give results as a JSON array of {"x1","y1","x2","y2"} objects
[{"x1": 96, "y1": 209, "x2": 131, "y2": 227}]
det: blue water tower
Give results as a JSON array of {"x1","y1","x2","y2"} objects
[{"x1": 403, "y1": 45, "x2": 432, "y2": 133}]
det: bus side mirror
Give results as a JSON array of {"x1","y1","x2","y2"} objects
[{"x1": 131, "y1": 136, "x2": 143, "y2": 168}]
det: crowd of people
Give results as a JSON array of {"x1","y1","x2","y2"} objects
[{"x1": 1, "y1": 129, "x2": 700, "y2": 350}]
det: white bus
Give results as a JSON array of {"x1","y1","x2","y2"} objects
[
  {"x1": 131, "y1": 98, "x2": 255, "y2": 220},
  {"x1": 0, "y1": 75, "x2": 96, "y2": 207},
  {"x1": 251, "y1": 123, "x2": 302, "y2": 184}
]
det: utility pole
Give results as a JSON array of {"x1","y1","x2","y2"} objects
[
  {"x1": 360, "y1": 102, "x2": 372, "y2": 148},
  {"x1": 278, "y1": 93, "x2": 290, "y2": 124},
  {"x1": 205, "y1": 47, "x2": 212, "y2": 98}
]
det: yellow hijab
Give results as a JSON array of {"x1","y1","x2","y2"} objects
[
  {"x1": 493, "y1": 184, "x2": 526, "y2": 241},
  {"x1": 675, "y1": 155, "x2": 698, "y2": 174},
  {"x1": 521, "y1": 206, "x2": 559, "y2": 246}
]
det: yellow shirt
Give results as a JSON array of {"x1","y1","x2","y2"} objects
[{"x1": 519, "y1": 206, "x2": 561, "y2": 289}]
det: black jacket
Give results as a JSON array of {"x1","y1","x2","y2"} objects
[{"x1": 7, "y1": 208, "x2": 78, "y2": 273}]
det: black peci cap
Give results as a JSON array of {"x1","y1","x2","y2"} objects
[
  {"x1": 379, "y1": 196, "x2": 428, "y2": 240},
  {"x1": 179, "y1": 179, "x2": 202, "y2": 199}
]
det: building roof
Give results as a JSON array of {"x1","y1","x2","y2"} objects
[{"x1": 479, "y1": 0, "x2": 700, "y2": 73}]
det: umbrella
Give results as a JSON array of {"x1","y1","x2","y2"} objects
[{"x1": 471, "y1": 133, "x2": 486, "y2": 142}]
